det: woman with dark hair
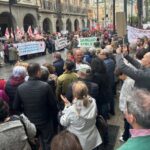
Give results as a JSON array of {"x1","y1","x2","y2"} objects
[
  {"x1": 51, "y1": 130, "x2": 82, "y2": 150},
  {"x1": 0, "y1": 99, "x2": 36, "y2": 150},
  {"x1": 89, "y1": 57, "x2": 111, "y2": 119}
]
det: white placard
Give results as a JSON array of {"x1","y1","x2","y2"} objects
[
  {"x1": 14, "y1": 41, "x2": 45, "y2": 56},
  {"x1": 55, "y1": 37, "x2": 68, "y2": 51}
]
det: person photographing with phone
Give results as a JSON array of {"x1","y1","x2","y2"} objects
[
  {"x1": 59, "y1": 81, "x2": 102, "y2": 150},
  {"x1": 116, "y1": 45, "x2": 150, "y2": 90}
]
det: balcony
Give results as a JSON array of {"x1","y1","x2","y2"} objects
[
  {"x1": 61, "y1": 4, "x2": 88, "y2": 15},
  {"x1": 41, "y1": 2, "x2": 87, "y2": 15}
]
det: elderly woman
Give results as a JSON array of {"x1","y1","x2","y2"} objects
[
  {"x1": 5, "y1": 66, "x2": 27, "y2": 114},
  {"x1": 0, "y1": 99, "x2": 36, "y2": 150},
  {"x1": 60, "y1": 81, "x2": 102, "y2": 150}
]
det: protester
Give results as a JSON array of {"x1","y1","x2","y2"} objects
[
  {"x1": 13, "y1": 63, "x2": 58, "y2": 150},
  {"x1": 5, "y1": 66, "x2": 27, "y2": 114},
  {"x1": 51, "y1": 130, "x2": 83, "y2": 150},
  {"x1": 117, "y1": 88, "x2": 150, "y2": 150},
  {"x1": 60, "y1": 81, "x2": 102, "y2": 150},
  {"x1": 0, "y1": 99, "x2": 36, "y2": 150},
  {"x1": 74, "y1": 49, "x2": 85, "y2": 70},
  {"x1": 56, "y1": 60, "x2": 77, "y2": 101},
  {"x1": 89, "y1": 57, "x2": 111, "y2": 119},
  {"x1": 53, "y1": 52, "x2": 64, "y2": 76},
  {"x1": 8, "y1": 44, "x2": 18, "y2": 65},
  {"x1": 43, "y1": 63, "x2": 57, "y2": 83},
  {"x1": 94, "y1": 38, "x2": 101, "y2": 48},
  {"x1": 98, "y1": 48, "x2": 115, "y2": 115},
  {"x1": 66, "y1": 64, "x2": 99, "y2": 103},
  {"x1": 118, "y1": 73, "x2": 134, "y2": 142},
  {"x1": 116, "y1": 48, "x2": 150, "y2": 90}
]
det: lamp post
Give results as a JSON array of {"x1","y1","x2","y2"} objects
[
  {"x1": 124, "y1": 0, "x2": 127, "y2": 23},
  {"x1": 9, "y1": 0, "x2": 19, "y2": 42},
  {"x1": 113, "y1": 0, "x2": 115, "y2": 34},
  {"x1": 96, "y1": 0, "x2": 99, "y2": 23},
  {"x1": 137, "y1": 0, "x2": 143, "y2": 28}
]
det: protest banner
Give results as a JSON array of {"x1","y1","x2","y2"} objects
[
  {"x1": 78, "y1": 37, "x2": 97, "y2": 48},
  {"x1": 14, "y1": 41, "x2": 45, "y2": 56},
  {"x1": 127, "y1": 26, "x2": 150, "y2": 43},
  {"x1": 55, "y1": 37, "x2": 68, "y2": 51}
]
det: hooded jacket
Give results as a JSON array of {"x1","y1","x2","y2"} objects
[{"x1": 60, "y1": 97, "x2": 102, "y2": 150}]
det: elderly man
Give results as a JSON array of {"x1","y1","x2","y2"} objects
[
  {"x1": 116, "y1": 48, "x2": 150, "y2": 90},
  {"x1": 14, "y1": 63, "x2": 58, "y2": 150},
  {"x1": 74, "y1": 49, "x2": 85, "y2": 70},
  {"x1": 66, "y1": 64, "x2": 99, "y2": 104},
  {"x1": 117, "y1": 88, "x2": 150, "y2": 150},
  {"x1": 98, "y1": 48, "x2": 115, "y2": 115}
]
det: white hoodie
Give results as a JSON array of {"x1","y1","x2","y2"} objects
[{"x1": 60, "y1": 97, "x2": 102, "y2": 150}]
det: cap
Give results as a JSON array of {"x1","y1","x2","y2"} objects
[{"x1": 76, "y1": 64, "x2": 91, "y2": 74}]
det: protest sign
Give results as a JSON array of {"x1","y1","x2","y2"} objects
[
  {"x1": 14, "y1": 41, "x2": 45, "y2": 56},
  {"x1": 55, "y1": 37, "x2": 68, "y2": 51},
  {"x1": 127, "y1": 26, "x2": 150, "y2": 43},
  {"x1": 78, "y1": 37, "x2": 97, "y2": 47},
  {"x1": 116, "y1": 12, "x2": 126, "y2": 37}
]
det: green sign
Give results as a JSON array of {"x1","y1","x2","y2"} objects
[{"x1": 78, "y1": 37, "x2": 97, "y2": 48}]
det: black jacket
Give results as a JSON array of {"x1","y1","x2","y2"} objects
[{"x1": 13, "y1": 77, "x2": 58, "y2": 126}]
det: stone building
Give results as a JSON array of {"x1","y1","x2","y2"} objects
[{"x1": 0, "y1": 0, "x2": 89, "y2": 36}]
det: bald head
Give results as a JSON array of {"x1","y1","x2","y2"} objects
[
  {"x1": 141, "y1": 52, "x2": 150, "y2": 67},
  {"x1": 74, "y1": 49, "x2": 84, "y2": 63}
]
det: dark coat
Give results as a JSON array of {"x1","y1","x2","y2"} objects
[
  {"x1": 5, "y1": 76, "x2": 24, "y2": 112},
  {"x1": 53, "y1": 59, "x2": 64, "y2": 76},
  {"x1": 88, "y1": 72, "x2": 112, "y2": 106},
  {"x1": 66, "y1": 79, "x2": 99, "y2": 103},
  {"x1": 13, "y1": 77, "x2": 58, "y2": 126}
]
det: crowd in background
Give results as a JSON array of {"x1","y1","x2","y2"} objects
[{"x1": 0, "y1": 28, "x2": 150, "y2": 150}]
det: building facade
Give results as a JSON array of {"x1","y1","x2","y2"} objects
[{"x1": 0, "y1": 0, "x2": 88, "y2": 36}]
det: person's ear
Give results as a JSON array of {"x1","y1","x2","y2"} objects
[{"x1": 125, "y1": 113, "x2": 135, "y2": 125}]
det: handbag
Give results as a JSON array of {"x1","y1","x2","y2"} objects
[{"x1": 96, "y1": 115, "x2": 109, "y2": 145}]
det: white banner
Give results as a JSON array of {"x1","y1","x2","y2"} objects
[
  {"x1": 127, "y1": 26, "x2": 150, "y2": 43},
  {"x1": 14, "y1": 41, "x2": 45, "y2": 56},
  {"x1": 78, "y1": 37, "x2": 97, "y2": 48},
  {"x1": 55, "y1": 37, "x2": 68, "y2": 51}
]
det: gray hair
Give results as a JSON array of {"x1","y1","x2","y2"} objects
[
  {"x1": 12, "y1": 66, "x2": 27, "y2": 77},
  {"x1": 127, "y1": 88, "x2": 150, "y2": 129}
]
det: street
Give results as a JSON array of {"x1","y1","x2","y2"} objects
[{"x1": 0, "y1": 50, "x2": 66, "y2": 80}]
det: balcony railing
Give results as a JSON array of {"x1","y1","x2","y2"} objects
[{"x1": 42, "y1": 1, "x2": 87, "y2": 15}]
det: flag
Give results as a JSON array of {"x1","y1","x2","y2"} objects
[
  {"x1": 16, "y1": 26, "x2": 22, "y2": 40},
  {"x1": 27, "y1": 26, "x2": 33, "y2": 37},
  {"x1": 20, "y1": 27, "x2": 25, "y2": 37},
  {"x1": 5, "y1": 28, "x2": 9, "y2": 39},
  {"x1": 34, "y1": 27, "x2": 39, "y2": 35}
]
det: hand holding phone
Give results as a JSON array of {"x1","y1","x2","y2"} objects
[{"x1": 60, "y1": 95, "x2": 69, "y2": 105}]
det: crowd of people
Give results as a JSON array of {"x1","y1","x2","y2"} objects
[{"x1": 0, "y1": 29, "x2": 150, "y2": 150}]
